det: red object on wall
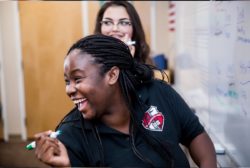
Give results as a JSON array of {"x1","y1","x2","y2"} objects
[{"x1": 168, "y1": 1, "x2": 176, "y2": 32}]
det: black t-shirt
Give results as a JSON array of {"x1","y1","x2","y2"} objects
[{"x1": 56, "y1": 79, "x2": 204, "y2": 167}]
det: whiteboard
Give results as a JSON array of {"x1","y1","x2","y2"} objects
[{"x1": 175, "y1": 1, "x2": 250, "y2": 167}]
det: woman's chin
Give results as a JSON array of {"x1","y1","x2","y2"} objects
[{"x1": 81, "y1": 112, "x2": 94, "y2": 120}]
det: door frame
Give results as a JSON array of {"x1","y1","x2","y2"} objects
[
  {"x1": 0, "y1": 11, "x2": 9, "y2": 141},
  {"x1": 0, "y1": 1, "x2": 26, "y2": 141}
]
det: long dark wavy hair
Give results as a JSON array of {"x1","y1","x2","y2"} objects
[
  {"x1": 60, "y1": 34, "x2": 173, "y2": 167},
  {"x1": 94, "y1": 1, "x2": 150, "y2": 64}
]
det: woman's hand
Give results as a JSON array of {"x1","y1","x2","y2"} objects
[
  {"x1": 123, "y1": 34, "x2": 135, "y2": 57},
  {"x1": 34, "y1": 130, "x2": 70, "y2": 167}
]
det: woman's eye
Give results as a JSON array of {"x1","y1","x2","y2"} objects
[
  {"x1": 75, "y1": 77, "x2": 83, "y2": 84},
  {"x1": 65, "y1": 79, "x2": 70, "y2": 85},
  {"x1": 101, "y1": 20, "x2": 113, "y2": 26},
  {"x1": 120, "y1": 21, "x2": 131, "y2": 26}
]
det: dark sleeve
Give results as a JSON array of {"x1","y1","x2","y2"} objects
[
  {"x1": 57, "y1": 122, "x2": 88, "y2": 166},
  {"x1": 158, "y1": 81, "x2": 205, "y2": 146}
]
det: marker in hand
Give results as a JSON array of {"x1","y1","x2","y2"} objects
[
  {"x1": 126, "y1": 40, "x2": 136, "y2": 46},
  {"x1": 26, "y1": 130, "x2": 61, "y2": 150}
]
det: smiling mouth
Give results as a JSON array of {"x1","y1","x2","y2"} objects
[
  {"x1": 110, "y1": 34, "x2": 123, "y2": 39},
  {"x1": 73, "y1": 98, "x2": 86, "y2": 108}
]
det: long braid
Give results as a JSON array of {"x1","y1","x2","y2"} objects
[{"x1": 67, "y1": 34, "x2": 173, "y2": 167}]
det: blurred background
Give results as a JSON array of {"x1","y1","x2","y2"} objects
[{"x1": 0, "y1": 1, "x2": 249, "y2": 167}]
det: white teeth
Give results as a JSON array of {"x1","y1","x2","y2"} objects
[{"x1": 73, "y1": 98, "x2": 86, "y2": 105}]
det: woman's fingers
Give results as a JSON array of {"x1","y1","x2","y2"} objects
[
  {"x1": 34, "y1": 130, "x2": 63, "y2": 166},
  {"x1": 34, "y1": 130, "x2": 52, "y2": 139},
  {"x1": 49, "y1": 141, "x2": 71, "y2": 166},
  {"x1": 129, "y1": 45, "x2": 135, "y2": 57},
  {"x1": 35, "y1": 136, "x2": 59, "y2": 160},
  {"x1": 123, "y1": 34, "x2": 135, "y2": 57}
]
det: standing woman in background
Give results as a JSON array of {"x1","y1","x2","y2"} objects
[{"x1": 94, "y1": 1, "x2": 153, "y2": 65}]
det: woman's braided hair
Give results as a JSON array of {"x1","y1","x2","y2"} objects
[{"x1": 67, "y1": 34, "x2": 152, "y2": 104}]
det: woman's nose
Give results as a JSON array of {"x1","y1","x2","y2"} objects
[
  {"x1": 112, "y1": 24, "x2": 119, "y2": 31},
  {"x1": 66, "y1": 83, "x2": 77, "y2": 96}
]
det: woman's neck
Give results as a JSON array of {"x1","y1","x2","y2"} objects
[
  {"x1": 100, "y1": 102, "x2": 131, "y2": 134},
  {"x1": 99, "y1": 83, "x2": 132, "y2": 134}
]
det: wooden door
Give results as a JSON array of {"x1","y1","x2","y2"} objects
[{"x1": 19, "y1": 1, "x2": 83, "y2": 138}]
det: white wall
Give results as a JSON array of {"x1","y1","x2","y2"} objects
[{"x1": 0, "y1": 1, "x2": 26, "y2": 140}]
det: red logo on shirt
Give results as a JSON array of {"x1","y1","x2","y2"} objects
[{"x1": 142, "y1": 106, "x2": 164, "y2": 131}]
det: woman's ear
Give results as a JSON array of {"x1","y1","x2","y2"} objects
[{"x1": 107, "y1": 66, "x2": 120, "y2": 85}]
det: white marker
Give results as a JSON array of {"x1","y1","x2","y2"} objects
[
  {"x1": 214, "y1": 143, "x2": 225, "y2": 155},
  {"x1": 126, "y1": 41, "x2": 136, "y2": 46},
  {"x1": 26, "y1": 130, "x2": 61, "y2": 150}
]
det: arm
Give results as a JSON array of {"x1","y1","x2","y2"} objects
[
  {"x1": 188, "y1": 131, "x2": 217, "y2": 168},
  {"x1": 148, "y1": 82, "x2": 217, "y2": 167},
  {"x1": 34, "y1": 130, "x2": 71, "y2": 167}
]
